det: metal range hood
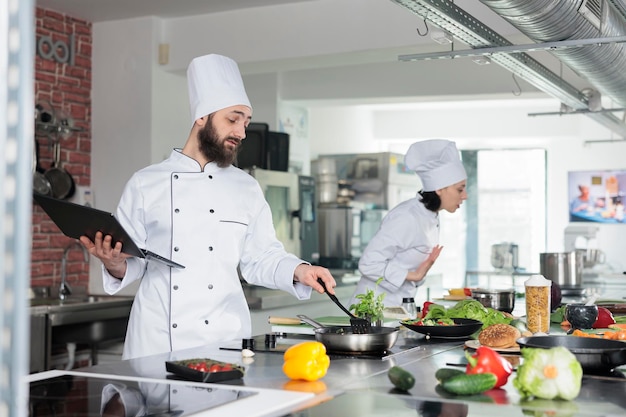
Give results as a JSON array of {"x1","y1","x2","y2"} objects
[{"x1": 390, "y1": 0, "x2": 626, "y2": 137}]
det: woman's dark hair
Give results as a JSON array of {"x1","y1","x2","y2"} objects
[{"x1": 419, "y1": 191, "x2": 441, "y2": 212}]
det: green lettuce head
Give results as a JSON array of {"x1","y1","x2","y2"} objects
[{"x1": 513, "y1": 347, "x2": 583, "y2": 401}]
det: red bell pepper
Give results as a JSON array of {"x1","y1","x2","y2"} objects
[
  {"x1": 422, "y1": 301, "x2": 434, "y2": 316},
  {"x1": 592, "y1": 307, "x2": 616, "y2": 329},
  {"x1": 465, "y1": 346, "x2": 513, "y2": 389}
]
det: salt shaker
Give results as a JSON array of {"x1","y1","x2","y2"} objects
[{"x1": 402, "y1": 297, "x2": 417, "y2": 319}]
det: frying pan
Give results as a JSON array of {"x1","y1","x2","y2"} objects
[
  {"x1": 298, "y1": 315, "x2": 399, "y2": 354},
  {"x1": 33, "y1": 139, "x2": 52, "y2": 196},
  {"x1": 517, "y1": 335, "x2": 626, "y2": 374},
  {"x1": 45, "y1": 141, "x2": 75, "y2": 199}
]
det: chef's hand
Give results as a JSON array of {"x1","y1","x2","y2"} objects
[
  {"x1": 406, "y1": 245, "x2": 443, "y2": 283},
  {"x1": 293, "y1": 264, "x2": 337, "y2": 295},
  {"x1": 79, "y1": 231, "x2": 129, "y2": 279}
]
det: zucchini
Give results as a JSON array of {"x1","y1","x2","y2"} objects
[
  {"x1": 435, "y1": 367, "x2": 465, "y2": 383},
  {"x1": 441, "y1": 373, "x2": 497, "y2": 395},
  {"x1": 388, "y1": 366, "x2": 416, "y2": 391}
]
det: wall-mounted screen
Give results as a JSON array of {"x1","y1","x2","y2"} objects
[{"x1": 568, "y1": 170, "x2": 625, "y2": 223}]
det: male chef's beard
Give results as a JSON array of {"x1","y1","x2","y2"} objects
[{"x1": 198, "y1": 121, "x2": 241, "y2": 168}]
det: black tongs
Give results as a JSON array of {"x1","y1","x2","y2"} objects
[{"x1": 317, "y1": 278, "x2": 371, "y2": 334}]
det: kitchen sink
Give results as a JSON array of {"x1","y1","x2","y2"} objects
[
  {"x1": 29, "y1": 294, "x2": 134, "y2": 370},
  {"x1": 30, "y1": 295, "x2": 125, "y2": 307},
  {"x1": 52, "y1": 317, "x2": 128, "y2": 344}
]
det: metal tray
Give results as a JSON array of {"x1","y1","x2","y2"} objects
[{"x1": 165, "y1": 358, "x2": 244, "y2": 383}]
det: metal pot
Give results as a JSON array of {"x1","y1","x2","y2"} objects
[
  {"x1": 471, "y1": 289, "x2": 515, "y2": 313},
  {"x1": 44, "y1": 141, "x2": 75, "y2": 199},
  {"x1": 540, "y1": 252, "x2": 583, "y2": 288},
  {"x1": 33, "y1": 138, "x2": 52, "y2": 196},
  {"x1": 577, "y1": 248, "x2": 606, "y2": 268},
  {"x1": 518, "y1": 335, "x2": 626, "y2": 374},
  {"x1": 298, "y1": 315, "x2": 399, "y2": 353}
]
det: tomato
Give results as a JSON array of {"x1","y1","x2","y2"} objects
[
  {"x1": 209, "y1": 364, "x2": 222, "y2": 373},
  {"x1": 464, "y1": 288, "x2": 472, "y2": 297},
  {"x1": 221, "y1": 364, "x2": 233, "y2": 371},
  {"x1": 196, "y1": 362, "x2": 209, "y2": 372}
]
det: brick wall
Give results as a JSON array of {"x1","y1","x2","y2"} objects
[{"x1": 32, "y1": 8, "x2": 92, "y2": 292}]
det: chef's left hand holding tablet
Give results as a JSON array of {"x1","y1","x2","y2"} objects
[{"x1": 80, "y1": 231, "x2": 130, "y2": 279}]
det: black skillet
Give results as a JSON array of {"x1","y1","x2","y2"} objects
[{"x1": 517, "y1": 335, "x2": 626, "y2": 374}]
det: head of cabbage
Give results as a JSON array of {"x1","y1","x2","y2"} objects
[{"x1": 513, "y1": 346, "x2": 583, "y2": 401}]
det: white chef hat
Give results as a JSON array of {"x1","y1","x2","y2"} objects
[
  {"x1": 404, "y1": 139, "x2": 467, "y2": 192},
  {"x1": 187, "y1": 54, "x2": 252, "y2": 126}
]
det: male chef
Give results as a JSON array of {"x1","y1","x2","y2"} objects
[{"x1": 80, "y1": 54, "x2": 336, "y2": 359}]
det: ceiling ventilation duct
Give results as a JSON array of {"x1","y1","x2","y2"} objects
[
  {"x1": 390, "y1": 0, "x2": 626, "y2": 137},
  {"x1": 479, "y1": 0, "x2": 626, "y2": 107}
]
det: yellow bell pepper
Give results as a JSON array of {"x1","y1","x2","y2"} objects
[{"x1": 282, "y1": 341, "x2": 330, "y2": 381}]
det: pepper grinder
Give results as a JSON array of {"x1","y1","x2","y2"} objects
[{"x1": 402, "y1": 297, "x2": 417, "y2": 319}]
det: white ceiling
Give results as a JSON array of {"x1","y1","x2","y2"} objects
[{"x1": 35, "y1": 0, "x2": 320, "y2": 23}]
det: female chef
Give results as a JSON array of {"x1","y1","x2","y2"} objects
[{"x1": 349, "y1": 139, "x2": 467, "y2": 308}]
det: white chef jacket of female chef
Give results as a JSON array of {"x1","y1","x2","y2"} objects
[
  {"x1": 102, "y1": 149, "x2": 311, "y2": 359},
  {"x1": 349, "y1": 196, "x2": 439, "y2": 308}
]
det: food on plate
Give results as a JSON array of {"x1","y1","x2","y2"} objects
[
  {"x1": 402, "y1": 317, "x2": 455, "y2": 326},
  {"x1": 465, "y1": 346, "x2": 513, "y2": 388},
  {"x1": 388, "y1": 365, "x2": 416, "y2": 391},
  {"x1": 282, "y1": 341, "x2": 330, "y2": 382},
  {"x1": 513, "y1": 347, "x2": 582, "y2": 401},
  {"x1": 478, "y1": 324, "x2": 521, "y2": 349},
  {"x1": 422, "y1": 299, "x2": 511, "y2": 330}
]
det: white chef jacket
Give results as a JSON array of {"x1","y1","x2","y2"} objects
[
  {"x1": 103, "y1": 149, "x2": 311, "y2": 359},
  {"x1": 349, "y1": 196, "x2": 439, "y2": 308}
]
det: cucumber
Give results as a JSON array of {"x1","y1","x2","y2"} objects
[
  {"x1": 388, "y1": 366, "x2": 416, "y2": 391},
  {"x1": 435, "y1": 367, "x2": 465, "y2": 383},
  {"x1": 441, "y1": 373, "x2": 497, "y2": 395}
]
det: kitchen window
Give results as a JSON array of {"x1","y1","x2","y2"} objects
[{"x1": 427, "y1": 148, "x2": 547, "y2": 294}]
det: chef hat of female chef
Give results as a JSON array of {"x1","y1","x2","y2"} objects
[
  {"x1": 404, "y1": 139, "x2": 467, "y2": 192},
  {"x1": 187, "y1": 54, "x2": 252, "y2": 126}
]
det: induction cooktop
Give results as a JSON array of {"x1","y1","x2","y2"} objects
[{"x1": 29, "y1": 372, "x2": 256, "y2": 417}]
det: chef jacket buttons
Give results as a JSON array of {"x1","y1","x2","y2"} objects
[
  {"x1": 174, "y1": 208, "x2": 180, "y2": 213},
  {"x1": 208, "y1": 175, "x2": 213, "y2": 179},
  {"x1": 209, "y1": 209, "x2": 215, "y2": 213},
  {"x1": 174, "y1": 247, "x2": 179, "y2": 252},
  {"x1": 204, "y1": 320, "x2": 209, "y2": 324},
  {"x1": 173, "y1": 174, "x2": 179, "y2": 180},
  {"x1": 208, "y1": 246, "x2": 213, "y2": 251},
  {"x1": 172, "y1": 323, "x2": 177, "y2": 328},
  {"x1": 173, "y1": 285, "x2": 178, "y2": 290},
  {"x1": 208, "y1": 284, "x2": 213, "y2": 290}
]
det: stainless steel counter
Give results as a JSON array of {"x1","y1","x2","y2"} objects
[{"x1": 66, "y1": 325, "x2": 626, "y2": 417}]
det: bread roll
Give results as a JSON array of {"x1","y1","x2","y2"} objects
[{"x1": 478, "y1": 323, "x2": 521, "y2": 349}]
